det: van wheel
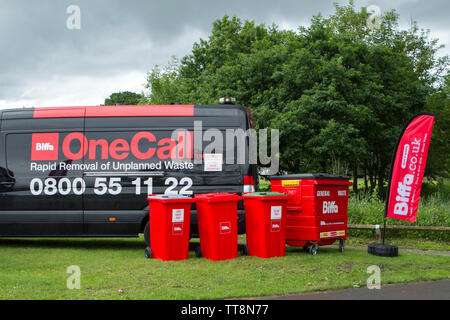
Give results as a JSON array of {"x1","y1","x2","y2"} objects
[
  {"x1": 144, "y1": 221, "x2": 150, "y2": 247},
  {"x1": 241, "y1": 245, "x2": 249, "y2": 256},
  {"x1": 144, "y1": 247, "x2": 152, "y2": 259}
]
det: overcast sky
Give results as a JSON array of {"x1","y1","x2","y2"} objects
[{"x1": 0, "y1": 0, "x2": 448, "y2": 109}]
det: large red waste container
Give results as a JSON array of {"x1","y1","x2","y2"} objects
[
  {"x1": 195, "y1": 193, "x2": 242, "y2": 261},
  {"x1": 270, "y1": 174, "x2": 352, "y2": 255},
  {"x1": 146, "y1": 195, "x2": 194, "y2": 261},
  {"x1": 243, "y1": 192, "x2": 289, "y2": 258}
]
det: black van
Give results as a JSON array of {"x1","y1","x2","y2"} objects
[{"x1": 0, "y1": 104, "x2": 257, "y2": 245}]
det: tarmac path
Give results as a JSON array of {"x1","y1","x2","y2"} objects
[{"x1": 249, "y1": 279, "x2": 450, "y2": 300}]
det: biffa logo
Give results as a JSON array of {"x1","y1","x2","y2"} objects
[
  {"x1": 31, "y1": 133, "x2": 59, "y2": 161},
  {"x1": 271, "y1": 221, "x2": 281, "y2": 232},
  {"x1": 172, "y1": 222, "x2": 184, "y2": 236},
  {"x1": 219, "y1": 222, "x2": 232, "y2": 234},
  {"x1": 322, "y1": 201, "x2": 339, "y2": 214}
]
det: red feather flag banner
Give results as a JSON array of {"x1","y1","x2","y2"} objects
[{"x1": 385, "y1": 113, "x2": 436, "y2": 222}]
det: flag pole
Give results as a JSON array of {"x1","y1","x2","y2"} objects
[
  {"x1": 368, "y1": 112, "x2": 435, "y2": 257},
  {"x1": 369, "y1": 112, "x2": 435, "y2": 256}
]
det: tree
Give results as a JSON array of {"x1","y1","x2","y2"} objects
[
  {"x1": 143, "y1": 57, "x2": 183, "y2": 105},
  {"x1": 104, "y1": 91, "x2": 143, "y2": 106},
  {"x1": 141, "y1": 2, "x2": 448, "y2": 199},
  {"x1": 426, "y1": 73, "x2": 450, "y2": 179}
]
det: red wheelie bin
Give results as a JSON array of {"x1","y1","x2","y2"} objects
[
  {"x1": 146, "y1": 195, "x2": 194, "y2": 261},
  {"x1": 270, "y1": 174, "x2": 352, "y2": 255},
  {"x1": 194, "y1": 193, "x2": 242, "y2": 261},
  {"x1": 243, "y1": 192, "x2": 289, "y2": 258}
]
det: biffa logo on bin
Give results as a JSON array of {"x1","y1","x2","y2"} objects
[
  {"x1": 322, "y1": 201, "x2": 339, "y2": 214},
  {"x1": 219, "y1": 221, "x2": 232, "y2": 235},
  {"x1": 172, "y1": 222, "x2": 184, "y2": 236},
  {"x1": 271, "y1": 220, "x2": 281, "y2": 232}
]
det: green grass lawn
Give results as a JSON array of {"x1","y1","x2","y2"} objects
[{"x1": 0, "y1": 236, "x2": 449, "y2": 300}]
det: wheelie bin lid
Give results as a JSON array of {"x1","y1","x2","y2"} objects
[
  {"x1": 147, "y1": 194, "x2": 195, "y2": 203},
  {"x1": 270, "y1": 173, "x2": 350, "y2": 180},
  {"x1": 243, "y1": 192, "x2": 288, "y2": 200},
  {"x1": 195, "y1": 193, "x2": 242, "y2": 203}
]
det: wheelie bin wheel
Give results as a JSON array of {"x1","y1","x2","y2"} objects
[
  {"x1": 241, "y1": 245, "x2": 249, "y2": 256},
  {"x1": 309, "y1": 243, "x2": 319, "y2": 256},
  {"x1": 195, "y1": 246, "x2": 202, "y2": 258},
  {"x1": 339, "y1": 239, "x2": 345, "y2": 253},
  {"x1": 144, "y1": 221, "x2": 150, "y2": 247},
  {"x1": 144, "y1": 247, "x2": 152, "y2": 259}
]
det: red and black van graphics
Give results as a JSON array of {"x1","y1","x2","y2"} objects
[
  {"x1": 30, "y1": 130, "x2": 194, "y2": 169},
  {"x1": 0, "y1": 105, "x2": 255, "y2": 238}
]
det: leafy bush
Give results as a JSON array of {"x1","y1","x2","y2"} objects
[
  {"x1": 420, "y1": 179, "x2": 450, "y2": 200},
  {"x1": 258, "y1": 177, "x2": 271, "y2": 192},
  {"x1": 348, "y1": 194, "x2": 450, "y2": 241}
]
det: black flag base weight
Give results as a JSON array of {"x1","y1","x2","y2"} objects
[{"x1": 368, "y1": 243, "x2": 399, "y2": 257}]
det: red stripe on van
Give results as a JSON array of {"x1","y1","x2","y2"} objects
[
  {"x1": 33, "y1": 107, "x2": 85, "y2": 118},
  {"x1": 33, "y1": 105, "x2": 194, "y2": 118}
]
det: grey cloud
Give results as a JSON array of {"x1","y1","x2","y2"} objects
[{"x1": 0, "y1": 0, "x2": 448, "y2": 106}]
